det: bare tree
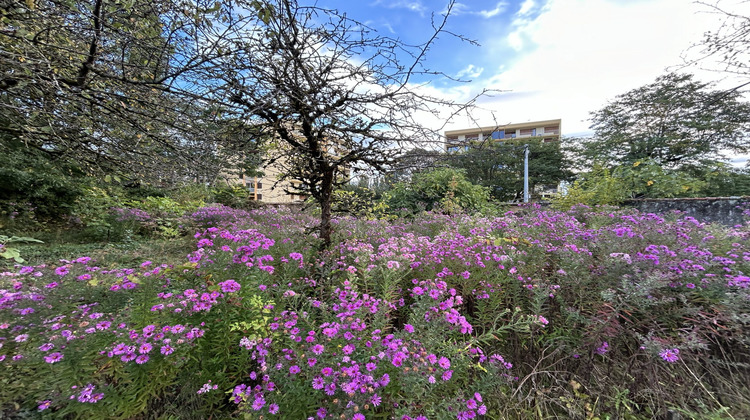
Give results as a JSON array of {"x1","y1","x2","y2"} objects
[
  {"x1": 211, "y1": 0, "x2": 481, "y2": 246},
  {"x1": 684, "y1": 1, "x2": 750, "y2": 89}
]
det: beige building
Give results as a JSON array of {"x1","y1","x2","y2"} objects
[
  {"x1": 226, "y1": 127, "x2": 348, "y2": 204},
  {"x1": 238, "y1": 164, "x2": 308, "y2": 204},
  {"x1": 444, "y1": 119, "x2": 561, "y2": 152}
]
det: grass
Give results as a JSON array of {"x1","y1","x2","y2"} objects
[{"x1": 3, "y1": 230, "x2": 194, "y2": 271}]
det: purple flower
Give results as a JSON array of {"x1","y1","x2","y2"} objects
[
  {"x1": 135, "y1": 355, "x2": 149, "y2": 364},
  {"x1": 138, "y1": 343, "x2": 153, "y2": 354},
  {"x1": 289, "y1": 365, "x2": 300, "y2": 374},
  {"x1": 44, "y1": 352, "x2": 64, "y2": 363},
  {"x1": 252, "y1": 397, "x2": 265, "y2": 410},
  {"x1": 442, "y1": 370, "x2": 453, "y2": 381},
  {"x1": 38, "y1": 400, "x2": 52, "y2": 411},
  {"x1": 403, "y1": 324, "x2": 415, "y2": 333},
  {"x1": 311, "y1": 344, "x2": 324, "y2": 355},
  {"x1": 660, "y1": 348, "x2": 680, "y2": 363},
  {"x1": 370, "y1": 393, "x2": 382, "y2": 407},
  {"x1": 438, "y1": 356, "x2": 451, "y2": 369},
  {"x1": 219, "y1": 279, "x2": 241, "y2": 293},
  {"x1": 324, "y1": 383, "x2": 336, "y2": 396},
  {"x1": 268, "y1": 403, "x2": 279, "y2": 414}
]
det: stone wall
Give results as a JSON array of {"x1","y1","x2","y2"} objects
[{"x1": 624, "y1": 197, "x2": 749, "y2": 226}]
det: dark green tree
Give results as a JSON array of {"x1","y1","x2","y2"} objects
[
  {"x1": 447, "y1": 139, "x2": 572, "y2": 202},
  {"x1": 582, "y1": 73, "x2": 750, "y2": 168}
]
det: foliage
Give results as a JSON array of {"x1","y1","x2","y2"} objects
[
  {"x1": 332, "y1": 186, "x2": 390, "y2": 218},
  {"x1": 697, "y1": 164, "x2": 750, "y2": 197},
  {"x1": 0, "y1": 235, "x2": 43, "y2": 264},
  {"x1": 0, "y1": 140, "x2": 88, "y2": 226},
  {"x1": 212, "y1": 184, "x2": 255, "y2": 209},
  {"x1": 447, "y1": 139, "x2": 572, "y2": 202},
  {"x1": 553, "y1": 160, "x2": 709, "y2": 209},
  {"x1": 0, "y1": 0, "x2": 267, "y2": 184},
  {"x1": 581, "y1": 73, "x2": 750, "y2": 168},
  {"x1": 386, "y1": 168, "x2": 490, "y2": 215}
]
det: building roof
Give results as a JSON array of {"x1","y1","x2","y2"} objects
[{"x1": 445, "y1": 119, "x2": 561, "y2": 137}]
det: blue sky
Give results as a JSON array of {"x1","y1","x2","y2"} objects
[{"x1": 303, "y1": 0, "x2": 748, "y2": 159}]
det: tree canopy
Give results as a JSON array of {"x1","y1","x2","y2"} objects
[
  {"x1": 581, "y1": 73, "x2": 750, "y2": 168},
  {"x1": 0, "y1": 0, "x2": 268, "y2": 182},
  {"x1": 446, "y1": 139, "x2": 571, "y2": 202}
]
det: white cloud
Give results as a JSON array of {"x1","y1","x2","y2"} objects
[
  {"x1": 439, "y1": 0, "x2": 742, "y2": 136},
  {"x1": 449, "y1": 1, "x2": 509, "y2": 18},
  {"x1": 376, "y1": 0, "x2": 427, "y2": 14},
  {"x1": 456, "y1": 64, "x2": 484, "y2": 79},
  {"x1": 516, "y1": 0, "x2": 536, "y2": 16},
  {"x1": 478, "y1": 2, "x2": 509, "y2": 18}
]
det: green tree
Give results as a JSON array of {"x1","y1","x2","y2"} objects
[
  {"x1": 386, "y1": 168, "x2": 489, "y2": 214},
  {"x1": 582, "y1": 73, "x2": 750, "y2": 168},
  {"x1": 447, "y1": 139, "x2": 572, "y2": 202}
]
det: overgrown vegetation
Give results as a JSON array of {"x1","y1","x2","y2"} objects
[{"x1": 3, "y1": 205, "x2": 750, "y2": 419}]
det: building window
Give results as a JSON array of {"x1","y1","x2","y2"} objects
[
  {"x1": 544, "y1": 126, "x2": 559, "y2": 134},
  {"x1": 255, "y1": 193, "x2": 262, "y2": 201},
  {"x1": 256, "y1": 182, "x2": 263, "y2": 189},
  {"x1": 520, "y1": 128, "x2": 535, "y2": 137},
  {"x1": 491, "y1": 130, "x2": 504, "y2": 140}
]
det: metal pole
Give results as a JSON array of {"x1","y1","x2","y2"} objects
[{"x1": 523, "y1": 144, "x2": 529, "y2": 203}]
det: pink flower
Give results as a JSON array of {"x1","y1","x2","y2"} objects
[
  {"x1": 44, "y1": 352, "x2": 64, "y2": 363},
  {"x1": 659, "y1": 348, "x2": 680, "y2": 363}
]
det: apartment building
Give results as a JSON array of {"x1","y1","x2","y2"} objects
[
  {"x1": 225, "y1": 126, "x2": 349, "y2": 204},
  {"x1": 444, "y1": 119, "x2": 561, "y2": 152},
  {"x1": 238, "y1": 164, "x2": 308, "y2": 204}
]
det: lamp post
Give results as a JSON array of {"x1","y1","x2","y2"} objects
[{"x1": 523, "y1": 144, "x2": 530, "y2": 203}]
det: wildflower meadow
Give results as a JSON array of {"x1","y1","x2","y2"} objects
[{"x1": 2, "y1": 204, "x2": 750, "y2": 419}]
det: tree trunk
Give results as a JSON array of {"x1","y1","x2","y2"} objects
[{"x1": 319, "y1": 170, "x2": 334, "y2": 248}]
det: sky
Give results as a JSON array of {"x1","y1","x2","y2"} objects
[{"x1": 306, "y1": 0, "x2": 749, "y2": 161}]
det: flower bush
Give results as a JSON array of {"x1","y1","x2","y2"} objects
[{"x1": 2, "y1": 205, "x2": 750, "y2": 419}]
